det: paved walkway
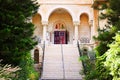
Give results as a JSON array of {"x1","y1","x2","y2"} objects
[{"x1": 41, "y1": 44, "x2": 83, "y2": 80}]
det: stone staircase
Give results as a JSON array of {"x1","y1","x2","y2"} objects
[{"x1": 41, "y1": 44, "x2": 83, "y2": 80}]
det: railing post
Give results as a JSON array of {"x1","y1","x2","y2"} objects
[
  {"x1": 41, "y1": 41, "x2": 45, "y2": 78},
  {"x1": 77, "y1": 41, "x2": 86, "y2": 74},
  {"x1": 77, "y1": 41, "x2": 82, "y2": 56}
]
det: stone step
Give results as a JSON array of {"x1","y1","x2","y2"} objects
[{"x1": 41, "y1": 44, "x2": 83, "y2": 80}]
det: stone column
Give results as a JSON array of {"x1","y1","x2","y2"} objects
[
  {"x1": 73, "y1": 21, "x2": 79, "y2": 44},
  {"x1": 89, "y1": 20, "x2": 93, "y2": 43},
  {"x1": 42, "y1": 21, "x2": 48, "y2": 44}
]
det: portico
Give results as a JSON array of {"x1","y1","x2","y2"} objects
[{"x1": 32, "y1": 0, "x2": 98, "y2": 45}]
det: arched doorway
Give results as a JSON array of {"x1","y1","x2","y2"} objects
[
  {"x1": 48, "y1": 8, "x2": 73, "y2": 44},
  {"x1": 54, "y1": 22, "x2": 67, "y2": 44},
  {"x1": 34, "y1": 49, "x2": 39, "y2": 63},
  {"x1": 79, "y1": 13, "x2": 90, "y2": 43}
]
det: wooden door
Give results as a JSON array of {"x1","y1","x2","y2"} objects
[
  {"x1": 59, "y1": 31, "x2": 66, "y2": 44},
  {"x1": 54, "y1": 31, "x2": 66, "y2": 44},
  {"x1": 54, "y1": 31, "x2": 60, "y2": 44}
]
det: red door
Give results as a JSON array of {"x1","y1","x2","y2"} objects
[
  {"x1": 54, "y1": 31, "x2": 60, "y2": 44},
  {"x1": 54, "y1": 31, "x2": 66, "y2": 44},
  {"x1": 59, "y1": 31, "x2": 66, "y2": 44}
]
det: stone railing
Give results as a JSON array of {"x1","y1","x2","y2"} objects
[{"x1": 79, "y1": 37, "x2": 90, "y2": 43}]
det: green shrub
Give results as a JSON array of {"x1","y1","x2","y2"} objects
[
  {"x1": 18, "y1": 52, "x2": 39, "y2": 80},
  {"x1": 103, "y1": 33, "x2": 120, "y2": 80},
  {"x1": 79, "y1": 50, "x2": 97, "y2": 80}
]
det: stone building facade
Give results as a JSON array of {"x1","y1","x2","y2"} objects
[
  {"x1": 32, "y1": 0, "x2": 99, "y2": 45},
  {"x1": 31, "y1": 0, "x2": 108, "y2": 66}
]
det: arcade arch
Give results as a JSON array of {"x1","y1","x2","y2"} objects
[
  {"x1": 48, "y1": 8, "x2": 74, "y2": 44},
  {"x1": 79, "y1": 13, "x2": 91, "y2": 43},
  {"x1": 32, "y1": 13, "x2": 43, "y2": 41}
]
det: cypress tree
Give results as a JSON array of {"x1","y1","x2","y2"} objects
[{"x1": 0, "y1": 0, "x2": 39, "y2": 79}]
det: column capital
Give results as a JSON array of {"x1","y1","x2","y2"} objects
[
  {"x1": 42, "y1": 21, "x2": 48, "y2": 26},
  {"x1": 73, "y1": 21, "x2": 80, "y2": 26}
]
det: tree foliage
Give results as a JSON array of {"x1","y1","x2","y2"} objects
[
  {"x1": 103, "y1": 33, "x2": 120, "y2": 80},
  {"x1": 0, "y1": 0, "x2": 38, "y2": 65},
  {"x1": 0, "y1": 0, "x2": 39, "y2": 79},
  {"x1": 93, "y1": 0, "x2": 120, "y2": 79}
]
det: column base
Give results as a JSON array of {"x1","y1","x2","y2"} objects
[{"x1": 73, "y1": 40, "x2": 78, "y2": 45}]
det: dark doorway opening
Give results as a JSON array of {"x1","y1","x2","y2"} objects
[
  {"x1": 34, "y1": 49, "x2": 39, "y2": 63},
  {"x1": 54, "y1": 30, "x2": 67, "y2": 44}
]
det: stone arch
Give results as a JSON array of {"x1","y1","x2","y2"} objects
[
  {"x1": 48, "y1": 7, "x2": 73, "y2": 21},
  {"x1": 78, "y1": 11, "x2": 91, "y2": 21},
  {"x1": 32, "y1": 13, "x2": 43, "y2": 41},
  {"x1": 32, "y1": 45, "x2": 43, "y2": 64},
  {"x1": 47, "y1": 8, "x2": 74, "y2": 44},
  {"x1": 79, "y1": 13, "x2": 91, "y2": 43},
  {"x1": 32, "y1": 13, "x2": 42, "y2": 24},
  {"x1": 80, "y1": 13, "x2": 89, "y2": 23}
]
